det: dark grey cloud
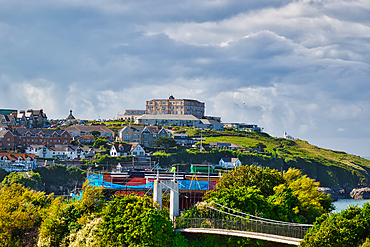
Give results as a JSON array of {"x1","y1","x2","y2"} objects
[{"x1": 0, "y1": 0, "x2": 369, "y2": 156}]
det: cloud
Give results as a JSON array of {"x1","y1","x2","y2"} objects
[{"x1": 0, "y1": 0, "x2": 369, "y2": 156}]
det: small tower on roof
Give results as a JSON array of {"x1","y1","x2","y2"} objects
[{"x1": 66, "y1": 110, "x2": 76, "y2": 120}]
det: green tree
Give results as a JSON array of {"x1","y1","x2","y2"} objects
[
  {"x1": 214, "y1": 165, "x2": 285, "y2": 196},
  {"x1": 154, "y1": 136, "x2": 177, "y2": 150},
  {"x1": 301, "y1": 202, "x2": 370, "y2": 247},
  {"x1": 38, "y1": 185, "x2": 104, "y2": 247},
  {"x1": 1, "y1": 170, "x2": 42, "y2": 190},
  {"x1": 90, "y1": 130, "x2": 101, "y2": 138},
  {"x1": 0, "y1": 168, "x2": 7, "y2": 183},
  {"x1": 0, "y1": 183, "x2": 54, "y2": 246},
  {"x1": 275, "y1": 168, "x2": 333, "y2": 223},
  {"x1": 97, "y1": 194, "x2": 187, "y2": 247},
  {"x1": 93, "y1": 137, "x2": 108, "y2": 149},
  {"x1": 204, "y1": 186, "x2": 272, "y2": 218}
]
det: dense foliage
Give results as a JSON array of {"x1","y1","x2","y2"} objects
[
  {"x1": 98, "y1": 195, "x2": 187, "y2": 247},
  {"x1": 38, "y1": 183, "x2": 105, "y2": 247},
  {"x1": 214, "y1": 165, "x2": 285, "y2": 196},
  {"x1": 154, "y1": 136, "x2": 177, "y2": 150},
  {"x1": 202, "y1": 165, "x2": 332, "y2": 224},
  {"x1": 1, "y1": 170, "x2": 42, "y2": 190},
  {"x1": 37, "y1": 183, "x2": 187, "y2": 247},
  {"x1": 35, "y1": 164, "x2": 86, "y2": 189},
  {"x1": 0, "y1": 183, "x2": 54, "y2": 246},
  {"x1": 301, "y1": 202, "x2": 370, "y2": 247}
]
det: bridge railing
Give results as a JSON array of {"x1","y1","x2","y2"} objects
[
  {"x1": 175, "y1": 217, "x2": 310, "y2": 239},
  {"x1": 175, "y1": 202, "x2": 313, "y2": 240}
]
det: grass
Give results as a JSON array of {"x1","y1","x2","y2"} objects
[{"x1": 195, "y1": 130, "x2": 370, "y2": 188}]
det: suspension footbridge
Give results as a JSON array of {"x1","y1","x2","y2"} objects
[{"x1": 174, "y1": 202, "x2": 312, "y2": 245}]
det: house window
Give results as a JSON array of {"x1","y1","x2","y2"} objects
[{"x1": 7, "y1": 138, "x2": 10, "y2": 141}]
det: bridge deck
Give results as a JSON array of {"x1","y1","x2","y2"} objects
[{"x1": 175, "y1": 228, "x2": 302, "y2": 246}]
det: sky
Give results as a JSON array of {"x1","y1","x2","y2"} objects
[{"x1": 0, "y1": 0, "x2": 369, "y2": 158}]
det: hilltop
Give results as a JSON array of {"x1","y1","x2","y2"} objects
[{"x1": 177, "y1": 128, "x2": 370, "y2": 191}]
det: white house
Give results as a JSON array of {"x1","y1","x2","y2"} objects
[
  {"x1": 218, "y1": 157, "x2": 242, "y2": 168},
  {"x1": 26, "y1": 145, "x2": 46, "y2": 155},
  {"x1": 110, "y1": 143, "x2": 145, "y2": 157},
  {"x1": 0, "y1": 153, "x2": 36, "y2": 172},
  {"x1": 32, "y1": 145, "x2": 100, "y2": 160}
]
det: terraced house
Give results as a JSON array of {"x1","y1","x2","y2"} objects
[
  {"x1": 0, "y1": 128, "x2": 72, "y2": 150},
  {"x1": 0, "y1": 109, "x2": 48, "y2": 128},
  {"x1": 0, "y1": 129, "x2": 15, "y2": 150},
  {"x1": 0, "y1": 153, "x2": 36, "y2": 172},
  {"x1": 117, "y1": 125, "x2": 170, "y2": 147}
]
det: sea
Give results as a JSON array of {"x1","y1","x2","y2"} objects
[{"x1": 332, "y1": 199, "x2": 369, "y2": 213}]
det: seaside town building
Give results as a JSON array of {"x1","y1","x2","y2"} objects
[
  {"x1": 65, "y1": 125, "x2": 114, "y2": 139},
  {"x1": 0, "y1": 109, "x2": 48, "y2": 128},
  {"x1": 146, "y1": 96, "x2": 205, "y2": 118},
  {"x1": 0, "y1": 128, "x2": 72, "y2": 151},
  {"x1": 117, "y1": 125, "x2": 170, "y2": 147}
]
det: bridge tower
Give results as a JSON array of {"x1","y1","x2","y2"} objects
[{"x1": 153, "y1": 179, "x2": 179, "y2": 221}]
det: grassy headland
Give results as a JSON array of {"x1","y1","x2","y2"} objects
[{"x1": 178, "y1": 128, "x2": 370, "y2": 189}]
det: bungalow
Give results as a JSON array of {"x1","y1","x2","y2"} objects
[{"x1": 218, "y1": 157, "x2": 242, "y2": 168}]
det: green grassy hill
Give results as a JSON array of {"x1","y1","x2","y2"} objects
[{"x1": 184, "y1": 129, "x2": 370, "y2": 189}]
